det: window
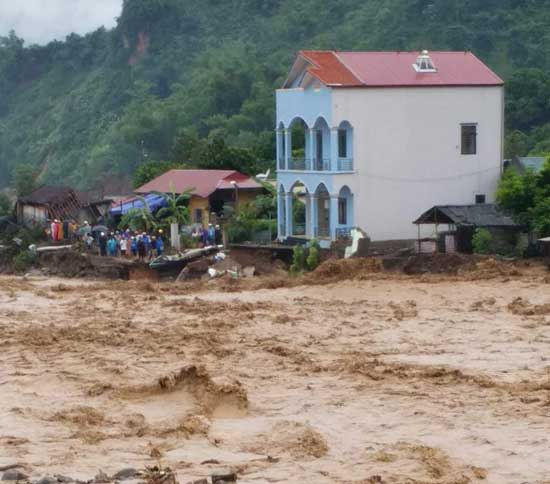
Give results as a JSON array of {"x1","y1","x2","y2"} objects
[
  {"x1": 338, "y1": 197, "x2": 347, "y2": 225},
  {"x1": 475, "y1": 194, "x2": 486, "y2": 205},
  {"x1": 461, "y1": 124, "x2": 477, "y2": 155},
  {"x1": 193, "y1": 208, "x2": 203, "y2": 224},
  {"x1": 338, "y1": 129, "x2": 347, "y2": 158}
]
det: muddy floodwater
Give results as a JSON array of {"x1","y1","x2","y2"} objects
[{"x1": 1, "y1": 265, "x2": 550, "y2": 483}]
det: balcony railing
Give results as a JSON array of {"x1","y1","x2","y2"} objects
[
  {"x1": 282, "y1": 157, "x2": 354, "y2": 172},
  {"x1": 293, "y1": 223, "x2": 306, "y2": 236},
  {"x1": 338, "y1": 158, "x2": 354, "y2": 171},
  {"x1": 336, "y1": 227, "x2": 352, "y2": 240},
  {"x1": 312, "y1": 158, "x2": 331, "y2": 172},
  {"x1": 314, "y1": 225, "x2": 330, "y2": 238},
  {"x1": 288, "y1": 158, "x2": 309, "y2": 171}
]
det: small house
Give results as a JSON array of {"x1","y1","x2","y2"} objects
[
  {"x1": 16, "y1": 186, "x2": 83, "y2": 225},
  {"x1": 414, "y1": 204, "x2": 522, "y2": 254},
  {"x1": 122, "y1": 169, "x2": 264, "y2": 226}
]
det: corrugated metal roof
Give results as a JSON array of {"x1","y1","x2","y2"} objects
[
  {"x1": 414, "y1": 204, "x2": 519, "y2": 227},
  {"x1": 109, "y1": 193, "x2": 168, "y2": 216},
  {"x1": 517, "y1": 157, "x2": 546, "y2": 172},
  {"x1": 19, "y1": 186, "x2": 76, "y2": 205},
  {"x1": 290, "y1": 50, "x2": 503, "y2": 88}
]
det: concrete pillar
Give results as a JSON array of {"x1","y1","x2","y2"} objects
[
  {"x1": 329, "y1": 195, "x2": 339, "y2": 240},
  {"x1": 330, "y1": 128, "x2": 339, "y2": 172},
  {"x1": 310, "y1": 195, "x2": 318, "y2": 239},
  {"x1": 285, "y1": 192, "x2": 293, "y2": 237},
  {"x1": 305, "y1": 194, "x2": 312, "y2": 238},
  {"x1": 307, "y1": 129, "x2": 316, "y2": 171},
  {"x1": 277, "y1": 190, "x2": 284, "y2": 239},
  {"x1": 276, "y1": 130, "x2": 282, "y2": 171},
  {"x1": 284, "y1": 130, "x2": 291, "y2": 170}
]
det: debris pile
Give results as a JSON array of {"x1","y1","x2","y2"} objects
[{"x1": 0, "y1": 467, "x2": 239, "y2": 484}]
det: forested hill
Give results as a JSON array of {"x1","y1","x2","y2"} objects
[{"x1": 1, "y1": 0, "x2": 550, "y2": 190}]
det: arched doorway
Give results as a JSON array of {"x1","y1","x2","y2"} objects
[
  {"x1": 288, "y1": 118, "x2": 308, "y2": 170},
  {"x1": 338, "y1": 185, "x2": 354, "y2": 232},
  {"x1": 313, "y1": 117, "x2": 331, "y2": 171},
  {"x1": 290, "y1": 181, "x2": 308, "y2": 236},
  {"x1": 315, "y1": 183, "x2": 330, "y2": 238}
]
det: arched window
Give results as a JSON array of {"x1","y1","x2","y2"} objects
[
  {"x1": 338, "y1": 186, "x2": 353, "y2": 226},
  {"x1": 337, "y1": 121, "x2": 353, "y2": 171},
  {"x1": 288, "y1": 118, "x2": 308, "y2": 170}
]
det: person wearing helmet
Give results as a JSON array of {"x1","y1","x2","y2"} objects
[{"x1": 99, "y1": 232, "x2": 108, "y2": 257}]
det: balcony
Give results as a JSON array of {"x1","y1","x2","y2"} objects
[
  {"x1": 337, "y1": 158, "x2": 354, "y2": 172},
  {"x1": 288, "y1": 158, "x2": 308, "y2": 171},
  {"x1": 285, "y1": 158, "x2": 349, "y2": 172}
]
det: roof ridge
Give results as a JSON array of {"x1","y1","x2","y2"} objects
[{"x1": 332, "y1": 51, "x2": 365, "y2": 85}]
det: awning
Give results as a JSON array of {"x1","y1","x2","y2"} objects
[{"x1": 109, "y1": 194, "x2": 168, "y2": 216}]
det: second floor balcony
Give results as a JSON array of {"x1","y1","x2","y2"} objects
[
  {"x1": 281, "y1": 157, "x2": 351, "y2": 172},
  {"x1": 276, "y1": 117, "x2": 354, "y2": 173}
]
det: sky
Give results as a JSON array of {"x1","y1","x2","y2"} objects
[{"x1": 0, "y1": 0, "x2": 123, "y2": 45}]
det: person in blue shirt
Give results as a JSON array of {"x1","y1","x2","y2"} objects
[
  {"x1": 207, "y1": 224, "x2": 216, "y2": 246},
  {"x1": 130, "y1": 236, "x2": 138, "y2": 257},
  {"x1": 155, "y1": 236, "x2": 164, "y2": 256},
  {"x1": 107, "y1": 235, "x2": 117, "y2": 257}
]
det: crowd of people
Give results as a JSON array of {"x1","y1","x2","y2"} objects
[
  {"x1": 47, "y1": 219, "x2": 79, "y2": 241},
  {"x1": 59, "y1": 220, "x2": 223, "y2": 261},
  {"x1": 192, "y1": 223, "x2": 222, "y2": 246},
  {"x1": 78, "y1": 223, "x2": 165, "y2": 261}
]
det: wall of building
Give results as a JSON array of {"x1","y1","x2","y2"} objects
[
  {"x1": 189, "y1": 197, "x2": 209, "y2": 227},
  {"x1": 276, "y1": 85, "x2": 332, "y2": 128},
  {"x1": 332, "y1": 85, "x2": 504, "y2": 240},
  {"x1": 20, "y1": 204, "x2": 47, "y2": 224}
]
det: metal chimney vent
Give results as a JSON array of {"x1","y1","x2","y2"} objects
[{"x1": 413, "y1": 50, "x2": 436, "y2": 72}]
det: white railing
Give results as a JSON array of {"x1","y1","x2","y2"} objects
[{"x1": 338, "y1": 158, "x2": 354, "y2": 171}]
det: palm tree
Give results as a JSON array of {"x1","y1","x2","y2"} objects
[
  {"x1": 152, "y1": 186, "x2": 193, "y2": 251},
  {"x1": 153, "y1": 188, "x2": 192, "y2": 226}
]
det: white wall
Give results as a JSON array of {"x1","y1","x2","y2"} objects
[{"x1": 332, "y1": 86, "x2": 504, "y2": 240}]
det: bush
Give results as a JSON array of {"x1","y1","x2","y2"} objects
[
  {"x1": 290, "y1": 240, "x2": 320, "y2": 274},
  {"x1": 472, "y1": 228, "x2": 493, "y2": 254},
  {"x1": 290, "y1": 245, "x2": 306, "y2": 274},
  {"x1": 12, "y1": 250, "x2": 38, "y2": 273},
  {"x1": 306, "y1": 246, "x2": 320, "y2": 271},
  {"x1": 0, "y1": 193, "x2": 12, "y2": 216}
]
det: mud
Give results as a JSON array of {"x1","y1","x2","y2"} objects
[{"x1": 2, "y1": 264, "x2": 550, "y2": 483}]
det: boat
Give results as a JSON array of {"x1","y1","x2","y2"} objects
[{"x1": 149, "y1": 245, "x2": 222, "y2": 274}]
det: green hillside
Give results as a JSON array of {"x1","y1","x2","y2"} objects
[{"x1": 1, "y1": 0, "x2": 550, "y2": 189}]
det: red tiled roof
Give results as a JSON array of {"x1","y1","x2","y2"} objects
[
  {"x1": 135, "y1": 169, "x2": 263, "y2": 198},
  {"x1": 295, "y1": 50, "x2": 503, "y2": 88},
  {"x1": 300, "y1": 50, "x2": 363, "y2": 87}
]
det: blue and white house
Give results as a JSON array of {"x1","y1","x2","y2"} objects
[{"x1": 276, "y1": 50, "x2": 504, "y2": 245}]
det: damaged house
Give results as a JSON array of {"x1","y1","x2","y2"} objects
[
  {"x1": 414, "y1": 204, "x2": 523, "y2": 254},
  {"x1": 16, "y1": 186, "x2": 110, "y2": 226}
]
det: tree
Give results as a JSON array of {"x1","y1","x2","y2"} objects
[
  {"x1": 497, "y1": 158, "x2": 550, "y2": 237},
  {"x1": 472, "y1": 228, "x2": 493, "y2": 254},
  {"x1": 153, "y1": 188, "x2": 191, "y2": 226},
  {"x1": 13, "y1": 164, "x2": 37, "y2": 196},
  {"x1": 0, "y1": 193, "x2": 12, "y2": 215}
]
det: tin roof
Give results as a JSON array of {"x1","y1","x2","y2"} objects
[
  {"x1": 289, "y1": 50, "x2": 503, "y2": 88},
  {"x1": 517, "y1": 157, "x2": 546, "y2": 172},
  {"x1": 414, "y1": 204, "x2": 519, "y2": 227}
]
